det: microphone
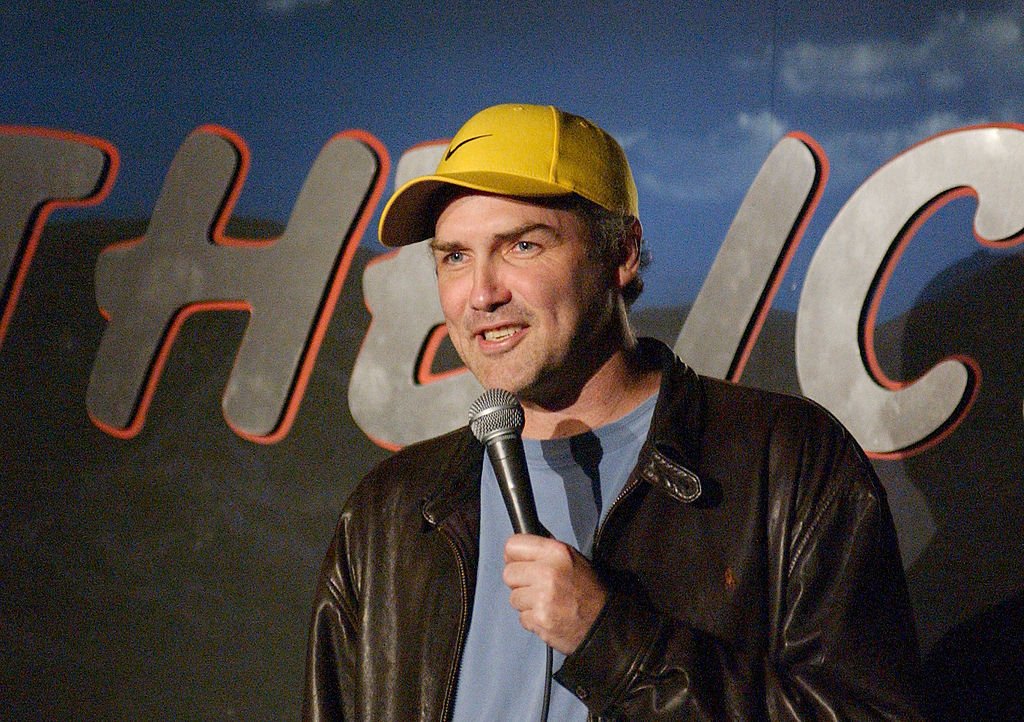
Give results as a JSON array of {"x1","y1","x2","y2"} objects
[
  {"x1": 468, "y1": 388, "x2": 548, "y2": 536},
  {"x1": 470, "y1": 389, "x2": 555, "y2": 722}
]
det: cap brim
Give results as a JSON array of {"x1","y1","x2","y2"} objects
[{"x1": 378, "y1": 172, "x2": 575, "y2": 247}]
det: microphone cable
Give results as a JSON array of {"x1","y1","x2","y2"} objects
[{"x1": 540, "y1": 644, "x2": 552, "y2": 722}]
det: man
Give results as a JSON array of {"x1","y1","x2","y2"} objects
[{"x1": 304, "y1": 103, "x2": 923, "y2": 720}]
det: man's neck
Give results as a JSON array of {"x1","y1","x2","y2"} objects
[{"x1": 521, "y1": 346, "x2": 661, "y2": 440}]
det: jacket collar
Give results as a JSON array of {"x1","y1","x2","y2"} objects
[
  {"x1": 635, "y1": 338, "x2": 704, "y2": 504},
  {"x1": 420, "y1": 426, "x2": 483, "y2": 530},
  {"x1": 420, "y1": 337, "x2": 705, "y2": 529}
]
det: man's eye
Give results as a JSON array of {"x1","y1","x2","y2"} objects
[
  {"x1": 514, "y1": 241, "x2": 536, "y2": 253},
  {"x1": 443, "y1": 251, "x2": 464, "y2": 264}
]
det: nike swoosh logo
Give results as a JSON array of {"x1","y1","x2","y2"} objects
[{"x1": 445, "y1": 134, "x2": 493, "y2": 160}]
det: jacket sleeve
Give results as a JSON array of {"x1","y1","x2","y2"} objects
[
  {"x1": 555, "y1": 411, "x2": 924, "y2": 720},
  {"x1": 302, "y1": 518, "x2": 358, "y2": 722}
]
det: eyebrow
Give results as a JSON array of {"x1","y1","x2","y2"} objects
[
  {"x1": 428, "y1": 238, "x2": 461, "y2": 253},
  {"x1": 430, "y1": 222, "x2": 558, "y2": 252}
]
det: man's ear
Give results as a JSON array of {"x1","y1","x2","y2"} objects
[{"x1": 616, "y1": 217, "x2": 643, "y2": 289}]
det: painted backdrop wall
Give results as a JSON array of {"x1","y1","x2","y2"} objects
[{"x1": 2, "y1": 1, "x2": 1022, "y2": 719}]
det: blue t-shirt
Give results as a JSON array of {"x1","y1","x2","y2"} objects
[{"x1": 451, "y1": 392, "x2": 658, "y2": 721}]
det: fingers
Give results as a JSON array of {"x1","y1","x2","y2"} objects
[
  {"x1": 501, "y1": 535, "x2": 607, "y2": 654},
  {"x1": 503, "y1": 534, "x2": 572, "y2": 585},
  {"x1": 503, "y1": 532, "x2": 561, "y2": 564}
]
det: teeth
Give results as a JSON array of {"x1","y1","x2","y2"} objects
[{"x1": 483, "y1": 326, "x2": 520, "y2": 341}]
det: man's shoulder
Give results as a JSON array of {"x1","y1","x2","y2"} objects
[
  {"x1": 374, "y1": 424, "x2": 474, "y2": 472},
  {"x1": 697, "y1": 373, "x2": 846, "y2": 440},
  {"x1": 648, "y1": 338, "x2": 843, "y2": 440},
  {"x1": 347, "y1": 425, "x2": 478, "y2": 509},
  {"x1": 695, "y1": 373, "x2": 882, "y2": 501},
  {"x1": 651, "y1": 342, "x2": 856, "y2": 461}
]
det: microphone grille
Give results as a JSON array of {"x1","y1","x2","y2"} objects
[{"x1": 468, "y1": 388, "x2": 525, "y2": 442}]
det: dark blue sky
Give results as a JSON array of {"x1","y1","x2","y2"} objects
[{"x1": 3, "y1": 0, "x2": 1022, "y2": 314}]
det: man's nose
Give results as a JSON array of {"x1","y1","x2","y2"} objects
[{"x1": 470, "y1": 260, "x2": 511, "y2": 312}]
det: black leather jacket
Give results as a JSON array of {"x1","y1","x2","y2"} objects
[{"x1": 304, "y1": 341, "x2": 923, "y2": 720}]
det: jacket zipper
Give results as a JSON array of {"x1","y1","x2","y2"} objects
[
  {"x1": 438, "y1": 531, "x2": 471, "y2": 722},
  {"x1": 592, "y1": 472, "x2": 641, "y2": 557},
  {"x1": 434, "y1": 460, "x2": 647, "y2": 720},
  {"x1": 585, "y1": 473, "x2": 642, "y2": 722}
]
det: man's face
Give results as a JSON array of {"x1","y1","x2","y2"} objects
[{"x1": 430, "y1": 193, "x2": 625, "y2": 406}]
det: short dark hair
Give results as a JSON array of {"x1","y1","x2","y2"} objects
[{"x1": 553, "y1": 195, "x2": 651, "y2": 308}]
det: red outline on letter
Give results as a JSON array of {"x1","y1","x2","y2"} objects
[
  {"x1": 0, "y1": 126, "x2": 119, "y2": 348},
  {"x1": 88, "y1": 125, "x2": 390, "y2": 444},
  {"x1": 859, "y1": 123, "x2": 1024, "y2": 460},
  {"x1": 415, "y1": 323, "x2": 469, "y2": 385},
  {"x1": 246, "y1": 128, "x2": 390, "y2": 444},
  {"x1": 730, "y1": 131, "x2": 829, "y2": 381}
]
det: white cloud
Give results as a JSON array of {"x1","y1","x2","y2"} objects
[
  {"x1": 928, "y1": 68, "x2": 964, "y2": 93},
  {"x1": 262, "y1": 0, "x2": 331, "y2": 14},
  {"x1": 778, "y1": 7, "x2": 1024, "y2": 100},
  {"x1": 624, "y1": 8, "x2": 1024, "y2": 206},
  {"x1": 630, "y1": 111, "x2": 789, "y2": 204},
  {"x1": 610, "y1": 128, "x2": 649, "y2": 151},
  {"x1": 910, "y1": 111, "x2": 982, "y2": 140},
  {"x1": 969, "y1": 12, "x2": 1022, "y2": 50},
  {"x1": 628, "y1": 108, "x2": 1000, "y2": 207},
  {"x1": 781, "y1": 40, "x2": 911, "y2": 100},
  {"x1": 737, "y1": 111, "x2": 786, "y2": 144},
  {"x1": 812, "y1": 111, "x2": 988, "y2": 186},
  {"x1": 756, "y1": 6, "x2": 1024, "y2": 185}
]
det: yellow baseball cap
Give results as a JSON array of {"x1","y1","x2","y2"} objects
[{"x1": 378, "y1": 103, "x2": 639, "y2": 247}]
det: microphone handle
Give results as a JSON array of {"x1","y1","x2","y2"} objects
[
  {"x1": 486, "y1": 433, "x2": 548, "y2": 536},
  {"x1": 486, "y1": 430, "x2": 555, "y2": 722}
]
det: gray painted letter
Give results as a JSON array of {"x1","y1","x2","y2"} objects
[
  {"x1": 348, "y1": 143, "x2": 481, "y2": 449},
  {"x1": 0, "y1": 128, "x2": 115, "y2": 347},
  {"x1": 796, "y1": 126, "x2": 1024, "y2": 455},
  {"x1": 674, "y1": 133, "x2": 825, "y2": 379},
  {"x1": 87, "y1": 126, "x2": 384, "y2": 441}
]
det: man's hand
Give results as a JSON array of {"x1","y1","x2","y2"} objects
[{"x1": 503, "y1": 534, "x2": 608, "y2": 655}]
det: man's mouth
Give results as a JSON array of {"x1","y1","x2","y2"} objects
[{"x1": 481, "y1": 325, "x2": 523, "y2": 342}]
